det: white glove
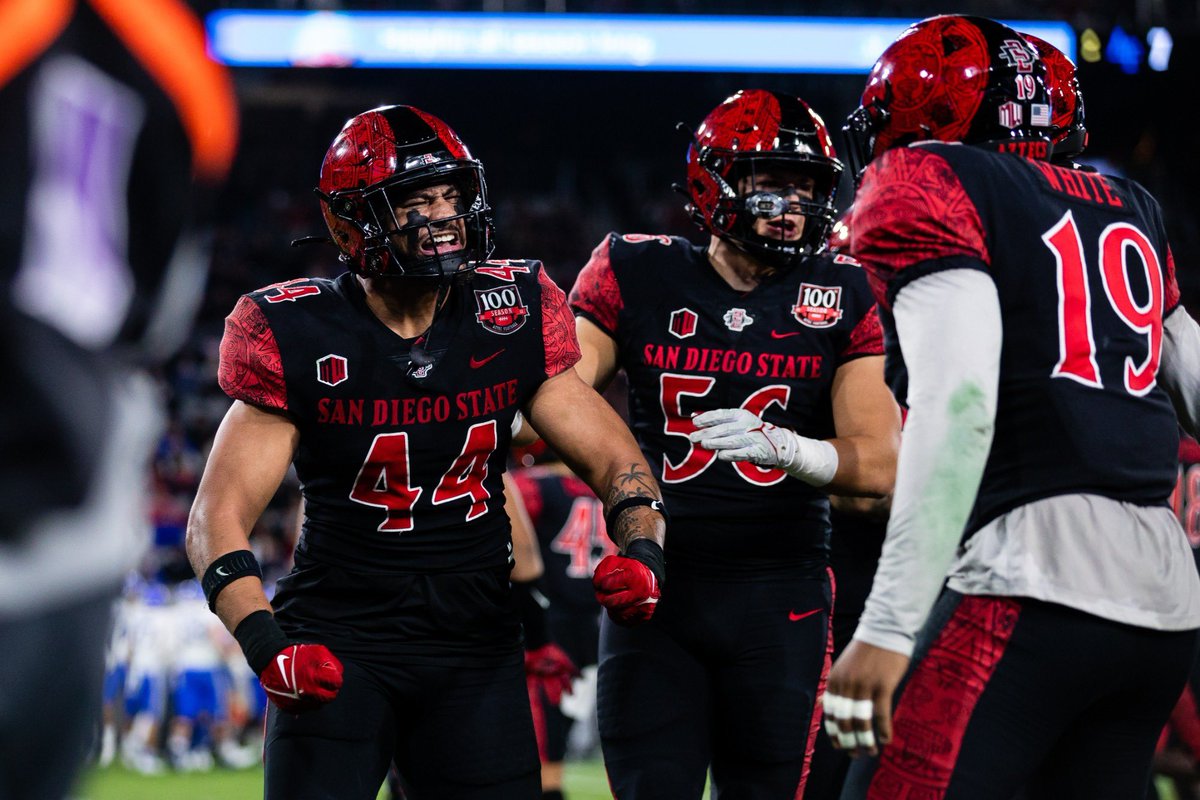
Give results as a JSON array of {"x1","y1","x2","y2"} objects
[{"x1": 688, "y1": 408, "x2": 839, "y2": 486}]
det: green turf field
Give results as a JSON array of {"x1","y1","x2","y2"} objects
[
  {"x1": 74, "y1": 759, "x2": 614, "y2": 799},
  {"x1": 71, "y1": 762, "x2": 1185, "y2": 799}
]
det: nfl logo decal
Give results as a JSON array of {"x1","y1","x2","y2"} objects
[
  {"x1": 723, "y1": 308, "x2": 754, "y2": 332},
  {"x1": 316, "y1": 354, "x2": 348, "y2": 387},
  {"x1": 474, "y1": 286, "x2": 529, "y2": 335},
  {"x1": 793, "y1": 284, "x2": 843, "y2": 329},
  {"x1": 669, "y1": 308, "x2": 698, "y2": 339}
]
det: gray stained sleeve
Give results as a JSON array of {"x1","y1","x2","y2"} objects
[{"x1": 852, "y1": 268, "x2": 1002, "y2": 656}]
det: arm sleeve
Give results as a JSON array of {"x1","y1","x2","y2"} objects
[
  {"x1": 217, "y1": 296, "x2": 287, "y2": 410},
  {"x1": 1160, "y1": 304, "x2": 1200, "y2": 440},
  {"x1": 839, "y1": 304, "x2": 884, "y2": 362},
  {"x1": 568, "y1": 235, "x2": 623, "y2": 336},
  {"x1": 852, "y1": 267, "x2": 1001, "y2": 656},
  {"x1": 853, "y1": 146, "x2": 989, "y2": 310},
  {"x1": 538, "y1": 267, "x2": 582, "y2": 379}
]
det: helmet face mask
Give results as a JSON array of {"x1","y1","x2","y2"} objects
[
  {"x1": 685, "y1": 89, "x2": 843, "y2": 267},
  {"x1": 318, "y1": 106, "x2": 494, "y2": 278},
  {"x1": 844, "y1": 15, "x2": 1055, "y2": 181}
]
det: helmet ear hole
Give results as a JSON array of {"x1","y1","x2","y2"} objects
[{"x1": 334, "y1": 198, "x2": 355, "y2": 218}]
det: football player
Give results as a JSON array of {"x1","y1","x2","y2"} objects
[
  {"x1": 0, "y1": 1, "x2": 237, "y2": 797},
  {"x1": 569, "y1": 89, "x2": 900, "y2": 798},
  {"x1": 512, "y1": 442, "x2": 612, "y2": 800},
  {"x1": 826, "y1": 15, "x2": 1200, "y2": 799},
  {"x1": 187, "y1": 105, "x2": 666, "y2": 799}
]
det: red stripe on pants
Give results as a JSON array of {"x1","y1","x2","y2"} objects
[
  {"x1": 867, "y1": 595, "x2": 1021, "y2": 799},
  {"x1": 794, "y1": 566, "x2": 837, "y2": 799}
]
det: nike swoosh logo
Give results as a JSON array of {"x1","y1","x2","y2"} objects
[
  {"x1": 771, "y1": 330, "x2": 803, "y2": 339},
  {"x1": 214, "y1": 566, "x2": 231, "y2": 577},
  {"x1": 469, "y1": 349, "x2": 505, "y2": 368},
  {"x1": 276, "y1": 653, "x2": 293, "y2": 690},
  {"x1": 788, "y1": 608, "x2": 822, "y2": 622}
]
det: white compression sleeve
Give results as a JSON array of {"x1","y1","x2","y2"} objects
[
  {"x1": 852, "y1": 268, "x2": 1002, "y2": 656},
  {"x1": 1160, "y1": 307, "x2": 1200, "y2": 441}
]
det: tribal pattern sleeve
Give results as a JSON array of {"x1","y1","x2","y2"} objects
[
  {"x1": 840, "y1": 304, "x2": 885, "y2": 362},
  {"x1": 854, "y1": 147, "x2": 988, "y2": 310},
  {"x1": 539, "y1": 268, "x2": 583, "y2": 378},
  {"x1": 569, "y1": 235, "x2": 623, "y2": 336},
  {"x1": 218, "y1": 296, "x2": 288, "y2": 410}
]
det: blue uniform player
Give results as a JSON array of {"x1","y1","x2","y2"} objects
[
  {"x1": 826, "y1": 15, "x2": 1200, "y2": 799},
  {"x1": 570, "y1": 89, "x2": 899, "y2": 799}
]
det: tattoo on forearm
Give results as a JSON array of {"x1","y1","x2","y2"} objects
[{"x1": 606, "y1": 463, "x2": 661, "y2": 549}]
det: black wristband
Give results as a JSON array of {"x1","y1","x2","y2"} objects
[
  {"x1": 512, "y1": 580, "x2": 550, "y2": 650},
  {"x1": 604, "y1": 497, "x2": 668, "y2": 543},
  {"x1": 233, "y1": 610, "x2": 292, "y2": 675},
  {"x1": 201, "y1": 550, "x2": 263, "y2": 611},
  {"x1": 624, "y1": 538, "x2": 666, "y2": 586}
]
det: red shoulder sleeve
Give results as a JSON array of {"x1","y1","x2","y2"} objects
[
  {"x1": 539, "y1": 268, "x2": 582, "y2": 379},
  {"x1": 853, "y1": 147, "x2": 988, "y2": 309},
  {"x1": 568, "y1": 236, "x2": 622, "y2": 336},
  {"x1": 839, "y1": 304, "x2": 884, "y2": 362},
  {"x1": 218, "y1": 296, "x2": 287, "y2": 410},
  {"x1": 1166, "y1": 246, "x2": 1181, "y2": 315}
]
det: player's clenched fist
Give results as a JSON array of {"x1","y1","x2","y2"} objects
[
  {"x1": 593, "y1": 539, "x2": 665, "y2": 626},
  {"x1": 259, "y1": 643, "x2": 345, "y2": 714},
  {"x1": 234, "y1": 610, "x2": 344, "y2": 714}
]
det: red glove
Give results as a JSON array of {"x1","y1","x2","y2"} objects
[
  {"x1": 593, "y1": 547, "x2": 662, "y2": 626},
  {"x1": 525, "y1": 643, "x2": 580, "y2": 706},
  {"x1": 259, "y1": 643, "x2": 344, "y2": 714}
]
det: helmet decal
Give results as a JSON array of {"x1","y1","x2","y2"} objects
[{"x1": 844, "y1": 15, "x2": 1054, "y2": 181}]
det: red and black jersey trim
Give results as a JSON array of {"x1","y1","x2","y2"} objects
[
  {"x1": 839, "y1": 304, "x2": 885, "y2": 362},
  {"x1": 855, "y1": 146, "x2": 989, "y2": 311},
  {"x1": 569, "y1": 235, "x2": 623, "y2": 338},
  {"x1": 218, "y1": 296, "x2": 287, "y2": 410},
  {"x1": 538, "y1": 268, "x2": 581, "y2": 378}
]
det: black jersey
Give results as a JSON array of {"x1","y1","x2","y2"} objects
[
  {"x1": 854, "y1": 144, "x2": 1181, "y2": 534},
  {"x1": 511, "y1": 465, "x2": 612, "y2": 611},
  {"x1": 570, "y1": 233, "x2": 882, "y2": 573},
  {"x1": 219, "y1": 262, "x2": 580, "y2": 575}
]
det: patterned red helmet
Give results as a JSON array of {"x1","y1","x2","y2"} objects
[
  {"x1": 317, "y1": 105, "x2": 494, "y2": 278},
  {"x1": 685, "y1": 89, "x2": 842, "y2": 266},
  {"x1": 843, "y1": 15, "x2": 1053, "y2": 181},
  {"x1": 1023, "y1": 33, "x2": 1087, "y2": 162}
]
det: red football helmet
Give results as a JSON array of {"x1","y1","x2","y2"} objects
[
  {"x1": 1023, "y1": 33, "x2": 1087, "y2": 163},
  {"x1": 843, "y1": 15, "x2": 1054, "y2": 181},
  {"x1": 317, "y1": 105, "x2": 494, "y2": 278},
  {"x1": 685, "y1": 89, "x2": 842, "y2": 265}
]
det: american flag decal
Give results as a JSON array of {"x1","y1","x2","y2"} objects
[{"x1": 1031, "y1": 103, "x2": 1051, "y2": 127}]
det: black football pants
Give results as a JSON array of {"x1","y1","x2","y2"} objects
[
  {"x1": 264, "y1": 654, "x2": 540, "y2": 800},
  {"x1": 841, "y1": 590, "x2": 1200, "y2": 800},
  {"x1": 597, "y1": 566, "x2": 833, "y2": 799}
]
